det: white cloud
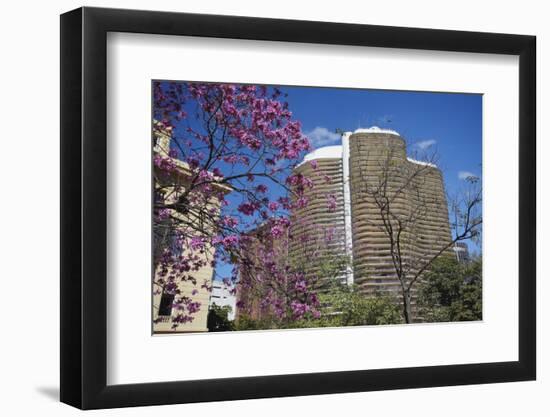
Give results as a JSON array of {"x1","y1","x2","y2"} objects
[
  {"x1": 415, "y1": 139, "x2": 437, "y2": 150},
  {"x1": 458, "y1": 170, "x2": 477, "y2": 180},
  {"x1": 305, "y1": 127, "x2": 340, "y2": 148}
]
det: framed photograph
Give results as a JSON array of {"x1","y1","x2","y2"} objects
[{"x1": 60, "y1": 6, "x2": 536, "y2": 410}]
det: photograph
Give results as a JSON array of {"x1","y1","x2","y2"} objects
[{"x1": 151, "y1": 81, "x2": 482, "y2": 334}]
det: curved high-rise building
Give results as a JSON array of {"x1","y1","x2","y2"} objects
[
  {"x1": 289, "y1": 146, "x2": 351, "y2": 285},
  {"x1": 238, "y1": 127, "x2": 453, "y2": 321},
  {"x1": 347, "y1": 129, "x2": 452, "y2": 297},
  {"x1": 290, "y1": 127, "x2": 452, "y2": 304}
]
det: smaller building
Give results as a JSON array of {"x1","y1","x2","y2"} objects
[
  {"x1": 453, "y1": 242, "x2": 471, "y2": 264},
  {"x1": 235, "y1": 223, "x2": 289, "y2": 321},
  {"x1": 209, "y1": 281, "x2": 237, "y2": 321}
]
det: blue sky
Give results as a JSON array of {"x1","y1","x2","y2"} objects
[{"x1": 282, "y1": 86, "x2": 482, "y2": 194}]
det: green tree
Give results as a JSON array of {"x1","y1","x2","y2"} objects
[
  {"x1": 207, "y1": 304, "x2": 235, "y2": 332},
  {"x1": 233, "y1": 314, "x2": 279, "y2": 331},
  {"x1": 294, "y1": 283, "x2": 403, "y2": 328},
  {"x1": 418, "y1": 256, "x2": 482, "y2": 322}
]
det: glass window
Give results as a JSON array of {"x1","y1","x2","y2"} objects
[{"x1": 158, "y1": 292, "x2": 175, "y2": 316}]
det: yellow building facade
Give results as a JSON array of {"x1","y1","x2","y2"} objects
[{"x1": 152, "y1": 122, "x2": 229, "y2": 333}]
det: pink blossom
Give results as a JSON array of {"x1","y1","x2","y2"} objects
[
  {"x1": 275, "y1": 217, "x2": 290, "y2": 228},
  {"x1": 238, "y1": 202, "x2": 255, "y2": 216},
  {"x1": 211, "y1": 235, "x2": 223, "y2": 245},
  {"x1": 327, "y1": 195, "x2": 337, "y2": 212},
  {"x1": 212, "y1": 167, "x2": 224, "y2": 178},
  {"x1": 256, "y1": 184, "x2": 268, "y2": 193},
  {"x1": 187, "y1": 301, "x2": 201, "y2": 314},
  {"x1": 153, "y1": 154, "x2": 177, "y2": 173},
  {"x1": 198, "y1": 170, "x2": 214, "y2": 181},
  {"x1": 290, "y1": 300, "x2": 309, "y2": 319},
  {"x1": 189, "y1": 237, "x2": 205, "y2": 251},
  {"x1": 294, "y1": 196, "x2": 308, "y2": 209},
  {"x1": 222, "y1": 216, "x2": 239, "y2": 228},
  {"x1": 270, "y1": 225, "x2": 284, "y2": 238},
  {"x1": 223, "y1": 155, "x2": 239, "y2": 164},
  {"x1": 294, "y1": 279, "x2": 307, "y2": 293},
  {"x1": 157, "y1": 209, "x2": 170, "y2": 221},
  {"x1": 222, "y1": 235, "x2": 239, "y2": 248}
]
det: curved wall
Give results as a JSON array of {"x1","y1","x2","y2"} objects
[
  {"x1": 348, "y1": 131, "x2": 452, "y2": 299},
  {"x1": 290, "y1": 157, "x2": 348, "y2": 284}
]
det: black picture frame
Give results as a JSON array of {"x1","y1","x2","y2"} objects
[{"x1": 60, "y1": 6, "x2": 536, "y2": 410}]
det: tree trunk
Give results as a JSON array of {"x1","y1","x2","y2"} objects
[{"x1": 402, "y1": 290, "x2": 413, "y2": 324}]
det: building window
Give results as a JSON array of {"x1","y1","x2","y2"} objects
[
  {"x1": 158, "y1": 292, "x2": 175, "y2": 316},
  {"x1": 169, "y1": 232, "x2": 183, "y2": 258}
]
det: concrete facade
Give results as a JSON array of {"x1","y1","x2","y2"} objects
[{"x1": 291, "y1": 150, "x2": 349, "y2": 285}]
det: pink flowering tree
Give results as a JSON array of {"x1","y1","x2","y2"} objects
[
  {"x1": 152, "y1": 81, "x2": 318, "y2": 328},
  {"x1": 236, "y1": 215, "x2": 350, "y2": 326}
]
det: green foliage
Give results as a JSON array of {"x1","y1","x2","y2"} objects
[
  {"x1": 233, "y1": 314, "x2": 278, "y2": 331},
  {"x1": 418, "y1": 256, "x2": 482, "y2": 322},
  {"x1": 312, "y1": 254, "x2": 403, "y2": 326},
  {"x1": 314, "y1": 254, "x2": 352, "y2": 284},
  {"x1": 233, "y1": 284, "x2": 403, "y2": 331},
  {"x1": 302, "y1": 283, "x2": 403, "y2": 328},
  {"x1": 207, "y1": 304, "x2": 235, "y2": 332},
  {"x1": 310, "y1": 249, "x2": 402, "y2": 326}
]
